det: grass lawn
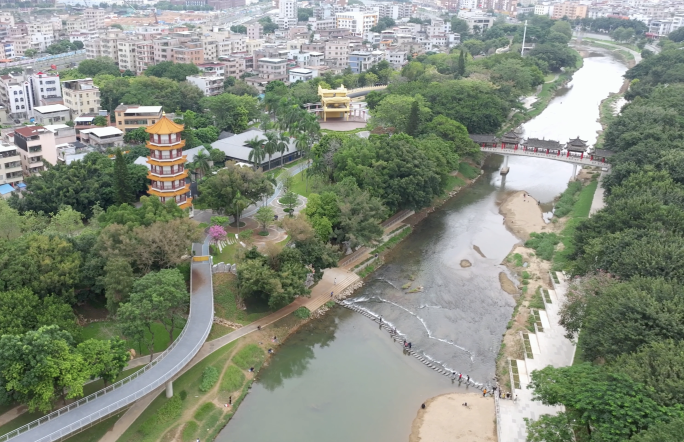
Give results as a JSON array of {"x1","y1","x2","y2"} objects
[
  {"x1": 211, "y1": 241, "x2": 239, "y2": 265},
  {"x1": 81, "y1": 321, "x2": 184, "y2": 357},
  {"x1": 65, "y1": 414, "x2": 124, "y2": 442},
  {"x1": 441, "y1": 175, "x2": 466, "y2": 196},
  {"x1": 543, "y1": 73, "x2": 557, "y2": 82},
  {"x1": 458, "y1": 162, "x2": 481, "y2": 180},
  {"x1": 289, "y1": 171, "x2": 313, "y2": 197},
  {"x1": 212, "y1": 273, "x2": 271, "y2": 325},
  {"x1": 117, "y1": 340, "x2": 239, "y2": 442},
  {"x1": 553, "y1": 180, "x2": 598, "y2": 271},
  {"x1": 208, "y1": 323, "x2": 233, "y2": 341},
  {"x1": 0, "y1": 367, "x2": 143, "y2": 437}
]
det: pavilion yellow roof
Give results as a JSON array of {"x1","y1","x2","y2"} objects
[{"x1": 145, "y1": 115, "x2": 184, "y2": 135}]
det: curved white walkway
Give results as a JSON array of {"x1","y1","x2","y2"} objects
[{"x1": 3, "y1": 245, "x2": 214, "y2": 442}]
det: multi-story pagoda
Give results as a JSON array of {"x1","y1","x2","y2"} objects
[{"x1": 145, "y1": 115, "x2": 192, "y2": 210}]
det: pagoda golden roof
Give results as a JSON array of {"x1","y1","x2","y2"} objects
[{"x1": 145, "y1": 115, "x2": 184, "y2": 135}]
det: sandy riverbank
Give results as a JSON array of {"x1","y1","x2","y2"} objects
[
  {"x1": 499, "y1": 190, "x2": 549, "y2": 241},
  {"x1": 409, "y1": 392, "x2": 496, "y2": 442}
]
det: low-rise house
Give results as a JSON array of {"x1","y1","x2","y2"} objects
[
  {"x1": 80, "y1": 126, "x2": 124, "y2": 149},
  {"x1": 32, "y1": 104, "x2": 71, "y2": 125}
]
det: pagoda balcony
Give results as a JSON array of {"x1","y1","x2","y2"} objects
[
  {"x1": 148, "y1": 170, "x2": 188, "y2": 181},
  {"x1": 147, "y1": 155, "x2": 187, "y2": 167},
  {"x1": 149, "y1": 150, "x2": 184, "y2": 160},
  {"x1": 146, "y1": 139, "x2": 186, "y2": 150},
  {"x1": 148, "y1": 184, "x2": 191, "y2": 198},
  {"x1": 150, "y1": 181, "x2": 188, "y2": 191},
  {"x1": 178, "y1": 197, "x2": 193, "y2": 210}
]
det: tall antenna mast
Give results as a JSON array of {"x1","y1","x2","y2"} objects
[{"x1": 521, "y1": 20, "x2": 528, "y2": 56}]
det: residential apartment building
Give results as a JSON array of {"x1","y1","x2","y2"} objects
[
  {"x1": 256, "y1": 58, "x2": 288, "y2": 81},
  {"x1": 117, "y1": 40, "x2": 139, "y2": 73},
  {"x1": 277, "y1": 0, "x2": 299, "y2": 29},
  {"x1": 84, "y1": 9, "x2": 106, "y2": 29},
  {"x1": 173, "y1": 46, "x2": 204, "y2": 64},
  {"x1": 551, "y1": 2, "x2": 588, "y2": 19},
  {"x1": 186, "y1": 74, "x2": 224, "y2": 96},
  {"x1": 114, "y1": 105, "x2": 163, "y2": 133},
  {"x1": 0, "y1": 142, "x2": 22, "y2": 186},
  {"x1": 324, "y1": 39, "x2": 350, "y2": 68},
  {"x1": 348, "y1": 51, "x2": 383, "y2": 73},
  {"x1": 247, "y1": 23, "x2": 263, "y2": 40},
  {"x1": 197, "y1": 62, "x2": 226, "y2": 76},
  {"x1": 62, "y1": 78, "x2": 100, "y2": 116},
  {"x1": 336, "y1": 10, "x2": 379, "y2": 36},
  {"x1": 13, "y1": 125, "x2": 56, "y2": 177},
  {"x1": 289, "y1": 68, "x2": 317, "y2": 83},
  {"x1": 0, "y1": 74, "x2": 32, "y2": 119},
  {"x1": 377, "y1": 3, "x2": 413, "y2": 20},
  {"x1": 385, "y1": 50, "x2": 407, "y2": 69}
]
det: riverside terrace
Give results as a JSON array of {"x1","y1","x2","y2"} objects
[{"x1": 470, "y1": 132, "x2": 614, "y2": 175}]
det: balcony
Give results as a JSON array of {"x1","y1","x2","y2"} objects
[
  {"x1": 147, "y1": 155, "x2": 187, "y2": 167},
  {"x1": 147, "y1": 170, "x2": 188, "y2": 181},
  {"x1": 149, "y1": 150, "x2": 183, "y2": 160},
  {"x1": 150, "y1": 181, "x2": 186, "y2": 191},
  {"x1": 148, "y1": 183, "x2": 190, "y2": 198},
  {"x1": 146, "y1": 139, "x2": 186, "y2": 150}
]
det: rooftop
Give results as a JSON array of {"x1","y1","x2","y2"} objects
[
  {"x1": 0, "y1": 183, "x2": 14, "y2": 195},
  {"x1": 14, "y1": 126, "x2": 47, "y2": 138},
  {"x1": 82, "y1": 126, "x2": 123, "y2": 137},
  {"x1": 211, "y1": 129, "x2": 297, "y2": 162},
  {"x1": 119, "y1": 105, "x2": 163, "y2": 115},
  {"x1": 33, "y1": 104, "x2": 70, "y2": 114},
  {"x1": 145, "y1": 115, "x2": 184, "y2": 135}
]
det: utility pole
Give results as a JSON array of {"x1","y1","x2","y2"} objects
[{"x1": 521, "y1": 20, "x2": 528, "y2": 56}]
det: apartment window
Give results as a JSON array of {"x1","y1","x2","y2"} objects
[{"x1": 13, "y1": 91, "x2": 16, "y2": 95}]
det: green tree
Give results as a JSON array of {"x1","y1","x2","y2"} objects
[
  {"x1": 230, "y1": 25, "x2": 247, "y2": 33},
  {"x1": 0, "y1": 289, "x2": 78, "y2": 338},
  {"x1": 113, "y1": 149, "x2": 134, "y2": 205},
  {"x1": 123, "y1": 127, "x2": 148, "y2": 144},
  {"x1": 93, "y1": 115, "x2": 108, "y2": 126},
  {"x1": 457, "y1": 49, "x2": 466, "y2": 76},
  {"x1": 190, "y1": 148, "x2": 212, "y2": 180},
  {"x1": 0, "y1": 234, "x2": 81, "y2": 298},
  {"x1": 77, "y1": 338, "x2": 129, "y2": 386},
  {"x1": 45, "y1": 205, "x2": 84, "y2": 237},
  {"x1": 0, "y1": 197, "x2": 23, "y2": 242},
  {"x1": 247, "y1": 141, "x2": 266, "y2": 170},
  {"x1": 104, "y1": 258, "x2": 135, "y2": 313},
  {"x1": 406, "y1": 100, "x2": 420, "y2": 136},
  {"x1": 371, "y1": 94, "x2": 432, "y2": 133},
  {"x1": 201, "y1": 93, "x2": 259, "y2": 133},
  {"x1": 24, "y1": 49, "x2": 38, "y2": 58},
  {"x1": 118, "y1": 269, "x2": 188, "y2": 360},
  {"x1": 78, "y1": 57, "x2": 121, "y2": 77},
  {"x1": 629, "y1": 417, "x2": 684, "y2": 442},
  {"x1": 144, "y1": 61, "x2": 200, "y2": 82},
  {"x1": 528, "y1": 363, "x2": 676, "y2": 442},
  {"x1": 197, "y1": 163, "x2": 271, "y2": 219},
  {"x1": 98, "y1": 195, "x2": 185, "y2": 228},
  {"x1": 255, "y1": 205, "x2": 275, "y2": 233},
  {"x1": 0, "y1": 326, "x2": 89, "y2": 412}
]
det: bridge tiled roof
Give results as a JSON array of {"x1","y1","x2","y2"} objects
[
  {"x1": 566, "y1": 136, "x2": 589, "y2": 152},
  {"x1": 594, "y1": 149, "x2": 615, "y2": 158},
  {"x1": 500, "y1": 131, "x2": 521, "y2": 143},
  {"x1": 469, "y1": 134, "x2": 497, "y2": 143},
  {"x1": 524, "y1": 138, "x2": 562, "y2": 149}
]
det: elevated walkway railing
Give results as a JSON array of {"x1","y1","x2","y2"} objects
[{"x1": 480, "y1": 146, "x2": 611, "y2": 168}]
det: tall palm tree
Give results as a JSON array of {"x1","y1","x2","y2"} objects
[
  {"x1": 263, "y1": 131, "x2": 278, "y2": 171},
  {"x1": 245, "y1": 136, "x2": 266, "y2": 170},
  {"x1": 277, "y1": 132, "x2": 290, "y2": 168},
  {"x1": 294, "y1": 131, "x2": 312, "y2": 192},
  {"x1": 192, "y1": 148, "x2": 211, "y2": 180}
]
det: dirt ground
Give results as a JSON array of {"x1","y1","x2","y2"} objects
[
  {"x1": 409, "y1": 392, "x2": 496, "y2": 442},
  {"x1": 499, "y1": 190, "x2": 555, "y2": 241}
]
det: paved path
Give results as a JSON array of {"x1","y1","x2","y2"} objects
[
  {"x1": 3, "y1": 248, "x2": 215, "y2": 442},
  {"x1": 589, "y1": 173, "x2": 606, "y2": 215},
  {"x1": 497, "y1": 273, "x2": 575, "y2": 442}
]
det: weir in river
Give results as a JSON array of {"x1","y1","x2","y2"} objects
[{"x1": 217, "y1": 50, "x2": 628, "y2": 442}]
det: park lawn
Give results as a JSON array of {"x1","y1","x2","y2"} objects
[
  {"x1": 212, "y1": 273, "x2": 271, "y2": 325},
  {"x1": 65, "y1": 414, "x2": 123, "y2": 442},
  {"x1": 543, "y1": 73, "x2": 556, "y2": 82},
  {"x1": 81, "y1": 321, "x2": 184, "y2": 357},
  {"x1": 289, "y1": 172, "x2": 312, "y2": 197},
  {"x1": 208, "y1": 323, "x2": 233, "y2": 341},
  {"x1": 117, "y1": 340, "x2": 239, "y2": 442},
  {"x1": 211, "y1": 240, "x2": 239, "y2": 265}
]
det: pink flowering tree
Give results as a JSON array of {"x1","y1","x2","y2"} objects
[{"x1": 209, "y1": 225, "x2": 227, "y2": 243}]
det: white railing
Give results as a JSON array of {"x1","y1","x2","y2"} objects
[
  {"x1": 481, "y1": 146, "x2": 611, "y2": 168},
  {"x1": 2, "y1": 255, "x2": 213, "y2": 442},
  {"x1": 494, "y1": 391, "x2": 503, "y2": 442}
]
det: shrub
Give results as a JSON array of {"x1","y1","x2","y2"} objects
[
  {"x1": 221, "y1": 364, "x2": 245, "y2": 393},
  {"x1": 238, "y1": 229, "x2": 253, "y2": 240},
  {"x1": 199, "y1": 366, "x2": 220, "y2": 392},
  {"x1": 179, "y1": 390, "x2": 187, "y2": 401},
  {"x1": 211, "y1": 216, "x2": 229, "y2": 226},
  {"x1": 294, "y1": 307, "x2": 311, "y2": 319},
  {"x1": 181, "y1": 421, "x2": 198, "y2": 441},
  {"x1": 509, "y1": 253, "x2": 524, "y2": 267},
  {"x1": 529, "y1": 287, "x2": 545, "y2": 310},
  {"x1": 324, "y1": 300, "x2": 336, "y2": 308},
  {"x1": 194, "y1": 402, "x2": 217, "y2": 421},
  {"x1": 553, "y1": 181, "x2": 583, "y2": 218},
  {"x1": 525, "y1": 232, "x2": 560, "y2": 261},
  {"x1": 138, "y1": 418, "x2": 155, "y2": 437},
  {"x1": 233, "y1": 344, "x2": 265, "y2": 370}
]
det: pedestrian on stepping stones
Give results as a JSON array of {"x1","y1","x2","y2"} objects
[
  {"x1": 466, "y1": 375, "x2": 470, "y2": 383},
  {"x1": 483, "y1": 388, "x2": 487, "y2": 397},
  {"x1": 334, "y1": 277, "x2": 337, "y2": 285},
  {"x1": 459, "y1": 373, "x2": 462, "y2": 381}
]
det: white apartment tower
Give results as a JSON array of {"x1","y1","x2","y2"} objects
[{"x1": 278, "y1": 0, "x2": 299, "y2": 28}]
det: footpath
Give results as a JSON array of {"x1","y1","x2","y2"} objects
[{"x1": 496, "y1": 174, "x2": 605, "y2": 442}]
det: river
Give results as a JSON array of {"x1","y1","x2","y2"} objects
[{"x1": 217, "y1": 51, "x2": 627, "y2": 442}]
